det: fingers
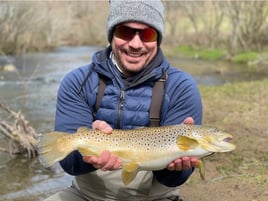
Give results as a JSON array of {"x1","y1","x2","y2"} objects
[
  {"x1": 85, "y1": 121, "x2": 116, "y2": 170},
  {"x1": 92, "y1": 120, "x2": 113, "y2": 134},
  {"x1": 189, "y1": 157, "x2": 199, "y2": 167},
  {"x1": 101, "y1": 152, "x2": 122, "y2": 171},
  {"x1": 183, "y1": 117, "x2": 194, "y2": 125},
  {"x1": 167, "y1": 156, "x2": 199, "y2": 171},
  {"x1": 83, "y1": 155, "x2": 99, "y2": 168},
  {"x1": 83, "y1": 150, "x2": 122, "y2": 171},
  {"x1": 182, "y1": 156, "x2": 199, "y2": 169},
  {"x1": 98, "y1": 150, "x2": 121, "y2": 171}
]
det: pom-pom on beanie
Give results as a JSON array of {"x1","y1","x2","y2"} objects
[{"x1": 107, "y1": 0, "x2": 165, "y2": 45}]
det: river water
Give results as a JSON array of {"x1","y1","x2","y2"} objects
[{"x1": 0, "y1": 46, "x2": 267, "y2": 200}]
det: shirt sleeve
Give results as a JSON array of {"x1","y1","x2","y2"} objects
[
  {"x1": 54, "y1": 67, "x2": 97, "y2": 175},
  {"x1": 153, "y1": 71, "x2": 203, "y2": 187}
]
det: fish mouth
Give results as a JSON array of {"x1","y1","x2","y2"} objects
[
  {"x1": 213, "y1": 133, "x2": 236, "y2": 152},
  {"x1": 223, "y1": 136, "x2": 233, "y2": 143},
  {"x1": 219, "y1": 133, "x2": 233, "y2": 142}
]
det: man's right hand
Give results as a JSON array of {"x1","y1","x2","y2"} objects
[{"x1": 82, "y1": 120, "x2": 122, "y2": 171}]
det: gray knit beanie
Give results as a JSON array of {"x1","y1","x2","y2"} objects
[{"x1": 107, "y1": 0, "x2": 165, "y2": 44}]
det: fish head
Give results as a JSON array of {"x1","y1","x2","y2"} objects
[{"x1": 194, "y1": 126, "x2": 236, "y2": 153}]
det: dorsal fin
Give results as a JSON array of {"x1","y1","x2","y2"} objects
[{"x1": 77, "y1": 127, "x2": 90, "y2": 133}]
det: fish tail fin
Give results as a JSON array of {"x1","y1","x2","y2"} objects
[
  {"x1": 196, "y1": 158, "x2": 205, "y2": 180},
  {"x1": 121, "y1": 162, "x2": 139, "y2": 185},
  {"x1": 38, "y1": 132, "x2": 72, "y2": 168}
]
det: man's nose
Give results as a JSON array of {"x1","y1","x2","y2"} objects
[{"x1": 128, "y1": 32, "x2": 143, "y2": 48}]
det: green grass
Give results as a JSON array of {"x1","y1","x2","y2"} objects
[
  {"x1": 198, "y1": 49, "x2": 224, "y2": 61},
  {"x1": 232, "y1": 51, "x2": 259, "y2": 64},
  {"x1": 173, "y1": 45, "x2": 225, "y2": 61}
]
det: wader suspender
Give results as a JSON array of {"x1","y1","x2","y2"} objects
[
  {"x1": 94, "y1": 72, "x2": 167, "y2": 127},
  {"x1": 94, "y1": 75, "x2": 107, "y2": 117},
  {"x1": 149, "y1": 71, "x2": 167, "y2": 127}
]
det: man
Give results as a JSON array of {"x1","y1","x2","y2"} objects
[{"x1": 44, "y1": 1, "x2": 202, "y2": 200}]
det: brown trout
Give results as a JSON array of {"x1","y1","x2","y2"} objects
[{"x1": 38, "y1": 124, "x2": 235, "y2": 185}]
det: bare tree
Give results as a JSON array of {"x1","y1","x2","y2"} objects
[
  {"x1": 200, "y1": 1, "x2": 225, "y2": 48},
  {"x1": 0, "y1": 2, "x2": 73, "y2": 54},
  {"x1": 164, "y1": 1, "x2": 225, "y2": 48},
  {"x1": 164, "y1": 1, "x2": 205, "y2": 45},
  {"x1": 223, "y1": 1, "x2": 268, "y2": 54}
]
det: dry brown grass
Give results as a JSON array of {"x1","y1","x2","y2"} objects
[
  {"x1": 0, "y1": 100, "x2": 38, "y2": 158},
  {"x1": 181, "y1": 79, "x2": 268, "y2": 201}
]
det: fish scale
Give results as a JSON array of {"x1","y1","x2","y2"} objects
[{"x1": 38, "y1": 124, "x2": 235, "y2": 185}]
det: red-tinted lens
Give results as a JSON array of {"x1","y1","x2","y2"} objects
[
  {"x1": 114, "y1": 25, "x2": 136, "y2": 41},
  {"x1": 114, "y1": 25, "x2": 157, "y2": 42},
  {"x1": 139, "y1": 28, "x2": 158, "y2": 42}
]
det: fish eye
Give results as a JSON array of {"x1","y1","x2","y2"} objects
[{"x1": 209, "y1": 128, "x2": 219, "y2": 133}]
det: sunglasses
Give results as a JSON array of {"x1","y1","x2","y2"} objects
[{"x1": 114, "y1": 25, "x2": 158, "y2": 42}]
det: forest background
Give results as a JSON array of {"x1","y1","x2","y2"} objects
[{"x1": 0, "y1": 1, "x2": 268, "y2": 65}]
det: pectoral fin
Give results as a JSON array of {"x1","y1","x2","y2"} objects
[
  {"x1": 177, "y1": 136, "x2": 199, "y2": 151},
  {"x1": 121, "y1": 162, "x2": 140, "y2": 185}
]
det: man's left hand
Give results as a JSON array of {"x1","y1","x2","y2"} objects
[{"x1": 166, "y1": 117, "x2": 199, "y2": 171}]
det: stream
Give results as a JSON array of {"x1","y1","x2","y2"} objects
[{"x1": 0, "y1": 46, "x2": 267, "y2": 201}]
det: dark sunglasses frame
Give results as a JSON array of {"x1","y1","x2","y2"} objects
[{"x1": 114, "y1": 25, "x2": 158, "y2": 42}]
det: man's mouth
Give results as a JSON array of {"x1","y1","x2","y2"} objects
[{"x1": 125, "y1": 51, "x2": 144, "y2": 58}]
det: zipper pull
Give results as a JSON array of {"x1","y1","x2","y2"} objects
[{"x1": 117, "y1": 90, "x2": 125, "y2": 128}]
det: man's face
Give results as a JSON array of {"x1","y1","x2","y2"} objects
[{"x1": 111, "y1": 22, "x2": 158, "y2": 77}]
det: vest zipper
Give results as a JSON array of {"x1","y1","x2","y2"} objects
[{"x1": 117, "y1": 90, "x2": 125, "y2": 128}]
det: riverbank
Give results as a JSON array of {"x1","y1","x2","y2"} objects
[
  {"x1": 0, "y1": 78, "x2": 267, "y2": 201},
  {"x1": 163, "y1": 44, "x2": 268, "y2": 68},
  {"x1": 181, "y1": 78, "x2": 268, "y2": 201}
]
